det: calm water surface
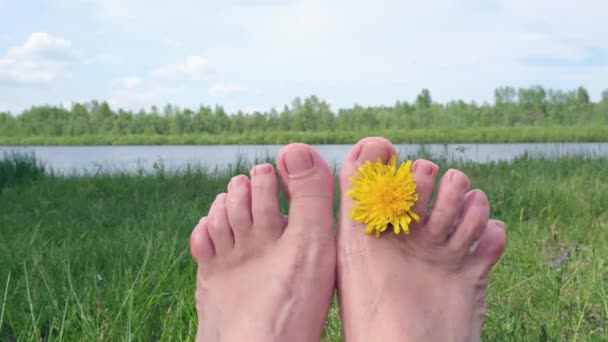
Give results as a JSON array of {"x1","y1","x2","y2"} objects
[{"x1": 2, "y1": 143, "x2": 607, "y2": 174}]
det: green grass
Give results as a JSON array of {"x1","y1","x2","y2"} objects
[
  {"x1": 1, "y1": 125, "x2": 608, "y2": 145},
  {"x1": 0, "y1": 152, "x2": 46, "y2": 192},
  {"x1": 1, "y1": 154, "x2": 607, "y2": 341}
]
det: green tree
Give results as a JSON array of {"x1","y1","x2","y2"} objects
[
  {"x1": 600, "y1": 89, "x2": 608, "y2": 123},
  {"x1": 415, "y1": 89, "x2": 432, "y2": 109},
  {"x1": 279, "y1": 105, "x2": 292, "y2": 131},
  {"x1": 1, "y1": 86, "x2": 606, "y2": 141},
  {"x1": 517, "y1": 86, "x2": 546, "y2": 125},
  {"x1": 68, "y1": 103, "x2": 91, "y2": 135},
  {"x1": 112, "y1": 110, "x2": 133, "y2": 135},
  {"x1": 415, "y1": 89, "x2": 433, "y2": 127},
  {"x1": 0, "y1": 112, "x2": 16, "y2": 136},
  {"x1": 213, "y1": 106, "x2": 230, "y2": 134}
]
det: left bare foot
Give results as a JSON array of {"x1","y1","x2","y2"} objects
[{"x1": 190, "y1": 143, "x2": 336, "y2": 342}]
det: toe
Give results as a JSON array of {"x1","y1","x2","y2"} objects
[
  {"x1": 207, "y1": 193, "x2": 235, "y2": 253},
  {"x1": 226, "y1": 175, "x2": 253, "y2": 244},
  {"x1": 276, "y1": 144, "x2": 334, "y2": 240},
  {"x1": 426, "y1": 169, "x2": 470, "y2": 243},
  {"x1": 190, "y1": 217, "x2": 215, "y2": 264},
  {"x1": 410, "y1": 159, "x2": 439, "y2": 222},
  {"x1": 448, "y1": 190, "x2": 490, "y2": 253},
  {"x1": 339, "y1": 137, "x2": 395, "y2": 182},
  {"x1": 338, "y1": 138, "x2": 396, "y2": 241},
  {"x1": 471, "y1": 220, "x2": 506, "y2": 272},
  {"x1": 250, "y1": 163, "x2": 283, "y2": 238}
]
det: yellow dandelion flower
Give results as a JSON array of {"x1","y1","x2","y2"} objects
[{"x1": 347, "y1": 155, "x2": 420, "y2": 238}]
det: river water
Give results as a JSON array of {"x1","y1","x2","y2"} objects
[{"x1": 1, "y1": 143, "x2": 607, "y2": 174}]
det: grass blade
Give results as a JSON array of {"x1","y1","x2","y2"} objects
[{"x1": 0, "y1": 271, "x2": 10, "y2": 334}]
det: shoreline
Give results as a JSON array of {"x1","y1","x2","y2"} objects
[{"x1": 1, "y1": 126, "x2": 607, "y2": 146}]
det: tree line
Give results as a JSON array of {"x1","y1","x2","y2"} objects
[{"x1": 1, "y1": 86, "x2": 607, "y2": 138}]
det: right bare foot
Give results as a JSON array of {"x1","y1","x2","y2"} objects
[
  {"x1": 337, "y1": 137, "x2": 506, "y2": 342},
  {"x1": 190, "y1": 144, "x2": 336, "y2": 342}
]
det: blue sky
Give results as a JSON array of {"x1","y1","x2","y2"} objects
[{"x1": 0, "y1": 0, "x2": 607, "y2": 114}]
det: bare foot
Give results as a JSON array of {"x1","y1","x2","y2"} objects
[
  {"x1": 190, "y1": 144, "x2": 336, "y2": 342},
  {"x1": 337, "y1": 137, "x2": 506, "y2": 342}
]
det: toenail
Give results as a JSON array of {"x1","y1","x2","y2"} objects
[
  {"x1": 449, "y1": 170, "x2": 468, "y2": 188},
  {"x1": 255, "y1": 164, "x2": 273, "y2": 175},
  {"x1": 228, "y1": 176, "x2": 244, "y2": 189},
  {"x1": 493, "y1": 220, "x2": 505, "y2": 229},
  {"x1": 472, "y1": 190, "x2": 487, "y2": 204},
  {"x1": 357, "y1": 142, "x2": 391, "y2": 164},
  {"x1": 284, "y1": 148, "x2": 315, "y2": 176},
  {"x1": 414, "y1": 161, "x2": 434, "y2": 175}
]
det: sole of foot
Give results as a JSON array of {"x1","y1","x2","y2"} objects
[
  {"x1": 337, "y1": 137, "x2": 506, "y2": 342},
  {"x1": 190, "y1": 143, "x2": 337, "y2": 342}
]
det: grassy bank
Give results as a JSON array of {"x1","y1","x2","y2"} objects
[
  {"x1": 1, "y1": 126, "x2": 608, "y2": 145},
  {"x1": 1, "y1": 154, "x2": 607, "y2": 341}
]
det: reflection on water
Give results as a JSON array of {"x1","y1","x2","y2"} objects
[{"x1": 1, "y1": 143, "x2": 607, "y2": 174}]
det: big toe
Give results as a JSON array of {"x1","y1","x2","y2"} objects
[
  {"x1": 276, "y1": 144, "x2": 335, "y2": 241},
  {"x1": 339, "y1": 137, "x2": 396, "y2": 182},
  {"x1": 338, "y1": 137, "x2": 396, "y2": 241}
]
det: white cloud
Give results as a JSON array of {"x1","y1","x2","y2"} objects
[
  {"x1": 209, "y1": 82, "x2": 247, "y2": 98},
  {"x1": 120, "y1": 76, "x2": 142, "y2": 89},
  {"x1": 0, "y1": 32, "x2": 74, "y2": 86},
  {"x1": 88, "y1": 1, "x2": 608, "y2": 103},
  {"x1": 108, "y1": 84, "x2": 183, "y2": 109},
  {"x1": 151, "y1": 55, "x2": 210, "y2": 80},
  {"x1": 3, "y1": 1, "x2": 607, "y2": 112},
  {"x1": 7, "y1": 32, "x2": 73, "y2": 60}
]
